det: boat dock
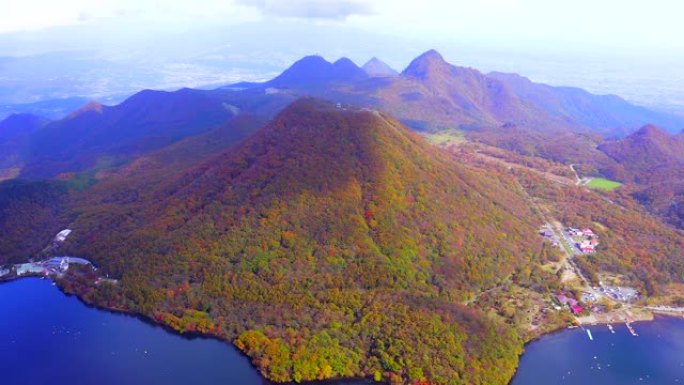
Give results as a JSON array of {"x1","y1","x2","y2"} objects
[{"x1": 625, "y1": 322, "x2": 638, "y2": 336}]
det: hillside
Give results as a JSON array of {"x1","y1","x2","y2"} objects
[
  {"x1": 56, "y1": 99, "x2": 546, "y2": 384},
  {"x1": 466, "y1": 125, "x2": 619, "y2": 176},
  {"x1": 0, "y1": 113, "x2": 49, "y2": 178},
  {"x1": 370, "y1": 51, "x2": 684, "y2": 135},
  {"x1": 0, "y1": 179, "x2": 71, "y2": 263},
  {"x1": 363, "y1": 50, "x2": 563, "y2": 131},
  {"x1": 514, "y1": 167, "x2": 684, "y2": 293},
  {"x1": 488, "y1": 72, "x2": 684, "y2": 136},
  {"x1": 5, "y1": 87, "x2": 295, "y2": 180},
  {"x1": 19, "y1": 89, "x2": 238, "y2": 179},
  {"x1": 599, "y1": 124, "x2": 684, "y2": 182},
  {"x1": 438, "y1": 133, "x2": 684, "y2": 295},
  {"x1": 598, "y1": 125, "x2": 684, "y2": 227},
  {"x1": 0, "y1": 113, "x2": 49, "y2": 140}
]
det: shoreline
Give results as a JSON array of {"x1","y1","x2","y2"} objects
[
  {"x1": 5, "y1": 271, "x2": 683, "y2": 385},
  {"x1": 508, "y1": 311, "x2": 684, "y2": 385},
  {"x1": 0, "y1": 275, "x2": 375, "y2": 385}
]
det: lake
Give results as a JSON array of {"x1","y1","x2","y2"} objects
[
  {"x1": 512, "y1": 316, "x2": 684, "y2": 384},
  {"x1": 0, "y1": 278, "x2": 269, "y2": 385}
]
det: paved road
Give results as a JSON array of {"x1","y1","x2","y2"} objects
[
  {"x1": 645, "y1": 306, "x2": 684, "y2": 313},
  {"x1": 463, "y1": 279, "x2": 509, "y2": 306},
  {"x1": 569, "y1": 164, "x2": 581, "y2": 185}
]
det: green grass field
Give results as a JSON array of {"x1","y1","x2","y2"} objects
[
  {"x1": 424, "y1": 129, "x2": 466, "y2": 145},
  {"x1": 586, "y1": 177, "x2": 622, "y2": 191}
]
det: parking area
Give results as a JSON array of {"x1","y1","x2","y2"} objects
[{"x1": 599, "y1": 285, "x2": 639, "y2": 303}]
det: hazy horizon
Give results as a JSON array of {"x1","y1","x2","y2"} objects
[{"x1": 2, "y1": 0, "x2": 684, "y2": 117}]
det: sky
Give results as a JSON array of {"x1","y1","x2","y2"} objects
[
  {"x1": 2, "y1": 0, "x2": 683, "y2": 52},
  {"x1": 0, "y1": 0, "x2": 683, "y2": 116}
]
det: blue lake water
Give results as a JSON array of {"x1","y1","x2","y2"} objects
[
  {"x1": 512, "y1": 316, "x2": 684, "y2": 385},
  {"x1": 0, "y1": 278, "x2": 268, "y2": 385}
]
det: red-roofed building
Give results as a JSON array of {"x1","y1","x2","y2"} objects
[
  {"x1": 580, "y1": 245, "x2": 596, "y2": 253},
  {"x1": 571, "y1": 305, "x2": 584, "y2": 314},
  {"x1": 581, "y1": 228, "x2": 595, "y2": 237}
]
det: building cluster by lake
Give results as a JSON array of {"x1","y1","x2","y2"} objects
[
  {"x1": 0, "y1": 229, "x2": 93, "y2": 281},
  {"x1": 2, "y1": 257, "x2": 95, "y2": 281},
  {"x1": 566, "y1": 227, "x2": 599, "y2": 254}
]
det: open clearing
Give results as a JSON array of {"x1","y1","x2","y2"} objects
[{"x1": 586, "y1": 177, "x2": 622, "y2": 191}]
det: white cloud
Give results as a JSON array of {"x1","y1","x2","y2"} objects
[
  {"x1": 0, "y1": 0, "x2": 109, "y2": 33},
  {"x1": 0, "y1": 0, "x2": 682, "y2": 52},
  {"x1": 236, "y1": 0, "x2": 373, "y2": 20},
  {"x1": 0, "y1": 0, "x2": 260, "y2": 34},
  {"x1": 353, "y1": 0, "x2": 683, "y2": 50}
]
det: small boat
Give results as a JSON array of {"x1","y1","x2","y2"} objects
[
  {"x1": 607, "y1": 324, "x2": 615, "y2": 334},
  {"x1": 587, "y1": 329, "x2": 593, "y2": 340}
]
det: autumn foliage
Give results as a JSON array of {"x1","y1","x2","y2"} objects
[{"x1": 50, "y1": 99, "x2": 543, "y2": 384}]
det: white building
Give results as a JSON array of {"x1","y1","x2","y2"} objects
[
  {"x1": 16, "y1": 263, "x2": 46, "y2": 276},
  {"x1": 54, "y1": 229, "x2": 72, "y2": 243}
]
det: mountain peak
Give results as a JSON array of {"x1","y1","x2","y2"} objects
[
  {"x1": 401, "y1": 49, "x2": 450, "y2": 79},
  {"x1": 362, "y1": 57, "x2": 398, "y2": 77},
  {"x1": 296, "y1": 55, "x2": 331, "y2": 67},
  {"x1": 269, "y1": 98, "x2": 378, "y2": 133},
  {"x1": 68, "y1": 101, "x2": 104, "y2": 119},
  {"x1": 268, "y1": 55, "x2": 332, "y2": 86},
  {"x1": 332, "y1": 57, "x2": 368, "y2": 79},
  {"x1": 268, "y1": 55, "x2": 366, "y2": 87},
  {"x1": 418, "y1": 49, "x2": 445, "y2": 61},
  {"x1": 633, "y1": 124, "x2": 670, "y2": 139},
  {"x1": 332, "y1": 57, "x2": 357, "y2": 68}
]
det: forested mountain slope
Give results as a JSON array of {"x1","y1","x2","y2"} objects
[{"x1": 57, "y1": 99, "x2": 545, "y2": 384}]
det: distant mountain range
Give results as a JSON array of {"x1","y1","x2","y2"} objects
[
  {"x1": 236, "y1": 49, "x2": 684, "y2": 135},
  {"x1": 2, "y1": 49, "x2": 682, "y2": 181}
]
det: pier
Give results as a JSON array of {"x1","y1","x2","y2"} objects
[{"x1": 625, "y1": 322, "x2": 638, "y2": 336}]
